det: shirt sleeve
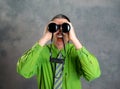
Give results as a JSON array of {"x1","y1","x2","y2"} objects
[
  {"x1": 17, "y1": 42, "x2": 43, "y2": 78},
  {"x1": 77, "y1": 46, "x2": 101, "y2": 81}
]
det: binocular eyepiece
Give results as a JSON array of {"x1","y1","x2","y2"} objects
[{"x1": 48, "y1": 23, "x2": 71, "y2": 33}]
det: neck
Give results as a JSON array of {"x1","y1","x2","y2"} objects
[{"x1": 55, "y1": 43, "x2": 64, "y2": 50}]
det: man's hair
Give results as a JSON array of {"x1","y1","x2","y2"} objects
[{"x1": 51, "y1": 14, "x2": 70, "y2": 22}]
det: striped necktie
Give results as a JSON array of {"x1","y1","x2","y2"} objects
[{"x1": 54, "y1": 53, "x2": 63, "y2": 89}]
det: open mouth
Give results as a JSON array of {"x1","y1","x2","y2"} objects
[{"x1": 56, "y1": 31, "x2": 66, "y2": 39}]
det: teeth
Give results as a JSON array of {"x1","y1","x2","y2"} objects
[{"x1": 57, "y1": 35, "x2": 63, "y2": 38}]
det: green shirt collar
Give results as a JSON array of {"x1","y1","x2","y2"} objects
[{"x1": 51, "y1": 43, "x2": 70, "y2": 57}]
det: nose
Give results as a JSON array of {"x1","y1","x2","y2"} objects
[
  {"x1": 58, "y1": 25, "x2": 62, "y2": 32},
  {"x1": 58, "y1": 29, "x2": 62, "y2": 33},
  {"x1": 56, "y1": 25, "x2": 61, "y2": 33}
]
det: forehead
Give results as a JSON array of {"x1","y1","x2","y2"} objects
[{"x1": 52, "y1": 18, "x2": 69, "y2": 24}]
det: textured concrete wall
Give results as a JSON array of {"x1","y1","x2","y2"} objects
[{"x1": 0, "y1": 0, "x2": 120, "y2": 89}]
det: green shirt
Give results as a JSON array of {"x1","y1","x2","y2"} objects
[{"x1": 17, "y1": 42, "x2": 101, "y2": 89}]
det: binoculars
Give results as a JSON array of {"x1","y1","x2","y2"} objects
[{"x1": 48, "y1": 23, "x2": 71, "y2": 33}]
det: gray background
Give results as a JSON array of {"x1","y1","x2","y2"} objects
[{"x1": 0, "y1": 0, "x2": 120, "y2": 89}]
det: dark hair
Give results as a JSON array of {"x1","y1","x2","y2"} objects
[{"x1": 51, "y1": 14, "x2": 70, "y2": 22}]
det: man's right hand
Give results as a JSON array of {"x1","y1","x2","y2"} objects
[{"x1": 39, "y1": 22, "x2": 53, "y2": 46}]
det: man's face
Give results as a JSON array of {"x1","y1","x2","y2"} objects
[{"x1": 52, "y1": 18, "x2": 69, "y2": 48}]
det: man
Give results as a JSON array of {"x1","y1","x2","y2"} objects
[{"x1": 17, "y1": 14, "x2": 101, "y2": 89}]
